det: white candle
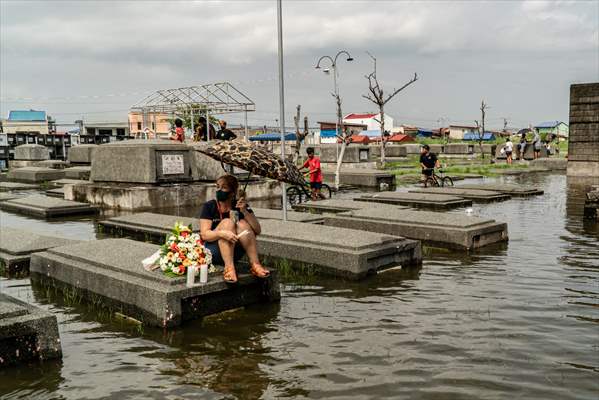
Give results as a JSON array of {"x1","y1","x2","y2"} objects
[
  {"x1": 186, "y1": 266, "x2": 196, "y2": 287},
  {"x1": 199, "y1": 264, "x2": 208, "y2": 283}
]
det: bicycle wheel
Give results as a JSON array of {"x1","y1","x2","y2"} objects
[
  {"x1": 441, "y1": 176, "x2": 454, "y2": 187},
  {"x1": 286, "y1": 186, "x2": 302, "y2": 205},
  {"x1": 320, "y1": 184, "x2": 332, "y2": 199},
  {"x1": 424, "y1": 177, "x2": 438, "y2": 188}
]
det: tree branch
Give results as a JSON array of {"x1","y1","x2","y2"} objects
[{"x1": 383, "y1": 73, "x2": 418, "y2": 104}]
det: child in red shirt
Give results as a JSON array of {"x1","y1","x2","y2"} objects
[
  {"x1": 171, "y1": 118, "x2": 185, "y2": 143},
  {"x1": 302, "y1": 147, "x2": 324, "y2": 200}
]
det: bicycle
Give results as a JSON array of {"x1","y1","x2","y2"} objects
[
  {"x1": 422, "y1": 168, "x2": 454, "y2": 188},
  {"x1": 286, "y1": 177, "x2": 332, "y2": 205}
]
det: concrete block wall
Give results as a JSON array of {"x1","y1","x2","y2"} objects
[{"x1": 568, "y1": 83, "x2": 599, "y2": 176}]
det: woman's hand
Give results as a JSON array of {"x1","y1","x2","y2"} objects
[
  {"x1": 236, "y1": 197, "x2": 248, "y2": 213},
  {"x1": 219, "y1": 230, "x2": 238, "y2": 243}
]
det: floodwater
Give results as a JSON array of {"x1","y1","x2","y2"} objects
[{"x1": 1, "y1": 173, "x2": 598, "y2": 399}]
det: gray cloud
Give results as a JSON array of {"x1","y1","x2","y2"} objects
[{"x1": 1, "y1": 0, "x2": 597, "y2": 128}]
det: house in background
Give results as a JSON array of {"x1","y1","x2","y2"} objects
[
  {"x1": 343, "y1": 113, "x2": 394, "y2": 133},
  {"x1": 83, "y1": 122, "x2": 130, "y2": 137},
  {"x1": 3, "y1": 110, "x2": 49, "y2": 135},
  {"x1": 448, "y1": 124, "x2": 478, "y2": 140},
  {"x1": 317, "y1": 121, "x2": 367, "y2": 144},
  {"x1": 534, "y1": 121, "x2": 569, "y2": 139},
  {"x1": 128, "y1": 111, "x2": 171, "y2": 136}
]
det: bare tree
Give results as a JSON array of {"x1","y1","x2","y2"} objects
[
  {"x1": 332, "y1": 91, "x2": 354, "y2": 190},
  {"x1": 476, "y1": 100, "x2": 488, "y2": 159},
  {"x1": 293, "y1": 105, "x2": 309, "y2": 163},
  {"x1": 362, "y1": 54, "x2": 418, "y2": 166}
]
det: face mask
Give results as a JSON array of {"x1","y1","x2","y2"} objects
[{"x1": 216, "y1": 190, "x2": 231, "y2": 202}]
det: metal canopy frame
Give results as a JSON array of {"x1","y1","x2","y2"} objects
[
  {"x1": 130, "y1": 82, "x2": 255, "y2": 139},
  {"x1": 131, "y1": 82, "x2": 255, "y2": 115}
]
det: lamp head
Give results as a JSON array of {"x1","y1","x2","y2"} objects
[
  {"x1": 347, "y1": 57, "x2": 354, "y2": 62},
  {"x1": 323, "y1": 68, "x2": 330, "y2": 74}
]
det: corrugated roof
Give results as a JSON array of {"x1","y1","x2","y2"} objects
[
  {"x1": 8, "y1": 110, "x2": 47, "y2": 121},
  {"x1": 463, "y1": 132, "x2": 495, "y2": 141},
  {"x1": 248, "y1": 132, "x2": 296, "y2": 141},
  {"x1": 344, "y1": 113, "x2": 377, "y2": 119},
  {"x1": 534, "y1": 121, "x2": 566, "y2": 128}
]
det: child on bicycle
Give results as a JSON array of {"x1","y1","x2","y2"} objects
[
  {"x1": 302, "y1": 147, "x2": 324, "y2": 200},
  {"x1": 420, "y1": 144, "x2": 440, "y2": 185}
]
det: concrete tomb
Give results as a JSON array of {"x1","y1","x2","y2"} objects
[
  {"x1": 45, "y1": 188, "x2": 65, "y2": 198},
  {"x1": 320, "y1": 144, "x2": 371, "y2": 163},
  {"x1": 0, "y1": 182, "x2": 38, "y2": 192},
  {"x1": 29, "y1": 239, "x2": 280, "y2": 328},
  {"x1": 456, "y1": 183, "x2": 543, "y2": 197},
  {"x1": 0, "y1": 195, "x2": 99, "y2": 218},
  {"x1": 321, "y1": 168, "x2": 396, "y2": 188},
  {"x1": 0, "y1": 193, "x2": 22, "y2": 202},
  {"x1": 49, "y1": 178, "x2": 91, "y2": 187},
  {"x1": 7, "y1": 167, "x2": 65, "y2": 183},
  {"x1": 256, "y1": 219, "x2": 422, "y2": 279},
  {"x1": 0, "y1": 293, "x2": 62, "y2": 366},
  {"x1": 14, "y1": 144, "x2": 50, "y2": 161},
  {"x1": 398, "y1": 144, "x2": 422, "y2": 157},
  {"x1": 0, "y1": 227, "x2": 79, "y2": 276},
  {"x1": 64, "y1": 166, "x2": 91, "y2": 180},
  {"x1": 91, "y1": 140, "x2": 192, "y2": 184},
  {"x1": 97, "y1": 211, "x2": 421, "y2": 280},
  {"x1": 409, "y1": 187, "x2": 511, "y2": 203},
  {"x1": 189, "y1": 142, "x2": 231, "y2": 181},
  {"x1": 323, "y1": 207, "x2": 508, "y2": 250},
  {"x1": 68, "y1": 144, "x2": 98, "y2": 165},
  {"x1": 530, "y1": 158, "x2": 567, "y2": 171},
  {"x1": 293, "y1": 198, "x2": 403, "y2": 214},
  {"x1": 355, "y1": 191, "x2": 472, "y2": 210},
  {"x1": 98, "y1": 209, "x2": 323, "y2": 238},
  {"x1": 444, "y1": 143, "x2": 473, "y2": 155}
]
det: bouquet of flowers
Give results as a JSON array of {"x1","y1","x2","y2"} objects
[{"x1": 157, "y1": 222, "x2": 214, "y2": 277}]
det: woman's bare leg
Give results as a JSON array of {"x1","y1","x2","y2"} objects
[
  {"x1": 237, "y1": 220, "x2": 260, "y2": 265},
  {"x1": 216, "y1": 218, "x2": 236, "y2": 268}
]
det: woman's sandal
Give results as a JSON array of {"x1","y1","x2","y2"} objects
[
  {"x1": 223, "y1": 265, "x2": 238, "y2": 284},
  {"x1": 250, "y1": 263, "x2": 270, "y2": 279}
]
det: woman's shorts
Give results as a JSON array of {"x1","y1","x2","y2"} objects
[
  {"x1": 205, "y1": 241, "x2": 245, "y2": 266},
  {"x1": 505, "y1": 151, "x2": 512, "y2": 157},
  {"x1": 310, "y1": 182, "x2": 322, "y2": 190}
]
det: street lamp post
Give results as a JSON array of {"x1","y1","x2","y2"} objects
[
  {"x1": 276, "y1": 0, "x2": 287, "y2": 221},
  {"x1": 315, "y1": 51, "x2": 353, "y2": 147}
]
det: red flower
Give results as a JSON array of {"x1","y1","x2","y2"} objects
[
  {"x1": 181, "y1": 231, "x2": 189, "y2": 238},
  {"x1": 169, "y1": 242, "x2": 179, "y2": 251}
]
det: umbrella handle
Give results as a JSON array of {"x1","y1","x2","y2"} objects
[{"x1": 243, "y1": 171, "x2": 251, "y2": 193}]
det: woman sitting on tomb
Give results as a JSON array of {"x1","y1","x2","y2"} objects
[{"x1": 198, "y1": 174, "x2": 270, "y2": 283}]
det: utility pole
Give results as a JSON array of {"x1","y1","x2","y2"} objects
[
  {"x1": 479, "y1": 100, "x2": 488, "y2": 159},
  {"x1": 276, "y1": 0, "x2": 287, "y2": 221}
]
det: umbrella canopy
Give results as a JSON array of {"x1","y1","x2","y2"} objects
[
  {"x1": 517, "y1": 128, "x2": 532, "y2": 136},
  {"x1": 196, "y1": 139, "x2": 305, "y2": 186}
]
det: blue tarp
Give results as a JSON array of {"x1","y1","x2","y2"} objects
[
  {"x1": 320, "y1": 129, "x2": 338, "y2": 138},
  {"x1": 416, "y1": 129, "x2": 433, "y2": 137},
  {"x1": 249, "y1": 132, "x2": 297, "y2": 141},
  {"x1": 463, "y1": 132, "x2": 495, "y2": 141}
]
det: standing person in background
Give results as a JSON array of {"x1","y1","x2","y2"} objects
[
  {"x1": 504, "y1": 137, "x2": 514, "y2": 165},
  {"x1": 215, "y1": 120, "x2": 237, "y2": 141},
  {"x1": 533, "y1": 130, "x2": 541, "y2": 159},
  {"x1": 170, "y1": 118, "x2": 185, "y2": 143},
  {"x1": 197, "y1": 117, "x2": 216, "y2": 141},
  {"x1": 518, "y1": 134, "x2": 527, "y2": 161}
]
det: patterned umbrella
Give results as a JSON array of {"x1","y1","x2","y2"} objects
[{"x1": 195, "y1": 139, "x2": 305, "y2": 186}]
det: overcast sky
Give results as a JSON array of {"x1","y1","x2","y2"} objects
[{"x1": 1, "y1": 0, "x2": 598, "y2": 129}]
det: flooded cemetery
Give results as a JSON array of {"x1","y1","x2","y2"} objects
[{"x1": 1, "y1": 1, "x2": 599, "y2": 398}]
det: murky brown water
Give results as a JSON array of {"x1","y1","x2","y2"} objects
[{"x1": 1, "y1": 173, "x2": 598, "y2": 399}]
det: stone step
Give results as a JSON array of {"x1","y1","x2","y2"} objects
[
  {"x1": 98, "y1": 211, "x2": 421, "y2": 280},
  {"x1": 29, "y1": 239, "x2": 280, "y2": 328},
  {"x1": 7, "y1": 167, "x2": 65, "y2": 183},
  {"x1": 323, "y1": 207, "x2": 508, "y2": 250},
  {"x1": 64, "y1": 166, "x2": 91, "y2": 180},
  {"x1": 408, "y1": 187, "x2": 511, "y2": 203},
  {"x1": 355, "y1": 192, "x2": 472, "y2": 210},
  {"x1": 455, "y1": 183, "x2": 543, "y2": 196},
  {"x1": 0, "y1": 227, "x2": 80, "y2": 276},
  {"x1": 0, "y1": 293, "x2": 62, "y2": 366},
  {"x1": 0, "y1": 195, "x2": 99, "y2": 218},
  {"x1": 293, "y1": 199, "x2": 403, "y2": 214},
  {"x1": 49, "y1": 178, "x2": 91, "y2": 187},
  {"x1": 45, "y1": 188, "x2": 65, "y2": 198}
]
